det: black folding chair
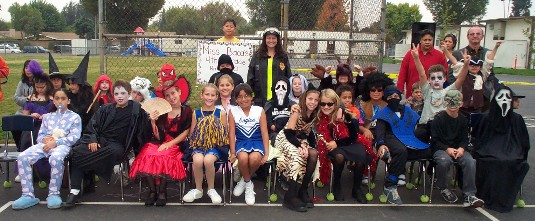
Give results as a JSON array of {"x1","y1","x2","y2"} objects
[{"x1": 1, "y1": 115, "x2": 35, "y2": 188}]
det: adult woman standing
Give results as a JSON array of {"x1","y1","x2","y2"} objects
[{"x1": 247, "y1": 27, "x2": 292, "y2": 107}]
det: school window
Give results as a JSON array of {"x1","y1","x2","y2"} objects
[{"x1": 175, "y1": 39, "x2": 183, "y2": 44}]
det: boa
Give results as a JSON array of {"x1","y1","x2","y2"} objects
[{"x1": 316, "y1": 112, "x2": 349, "y2": 184}]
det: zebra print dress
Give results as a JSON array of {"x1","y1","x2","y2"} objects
[{"x1": 274, "y1": 116, "x2": 319, "y2": 182}]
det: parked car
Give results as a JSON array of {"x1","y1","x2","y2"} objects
[
  {"x1": 0, "y1": 45, "x2": 22, "y2": 53},
  {"x1": 54, "y1": 45, "x2": 72, "y2": 53},
  {"x1": 23, "y1": 46, "x2": 49, "y2": 53}
]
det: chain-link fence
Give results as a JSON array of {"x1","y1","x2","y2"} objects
[{"x1": 101, "y1": 0, "x2": 385, "y2": 108}]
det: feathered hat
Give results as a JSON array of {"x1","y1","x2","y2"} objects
[
  {"x1": 28, "y1": 60, "x2": 50, "y2": 83},
  {"x1": 66, "y1": 51, "x2": 91, "y2": 86},
  {"x1": 158, "y1": 75, "x2": 191, "y2": 104},
  {"x1": 130, "y1": 76, "x2": 153, "y2": 101}
]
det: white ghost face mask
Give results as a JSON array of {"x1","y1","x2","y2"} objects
[
  {"x1": 495, "y1": 89, "x2": 512, "y2": 117},
  {"x1": 429, "y1": 72, "x2": 445, "y2": 90},
  {"x1": 275, "y1": 80, "x2": 288, "y2": 106},
  {"x1": 114, "y1": 86, "x2": 130, "y2": 107}
]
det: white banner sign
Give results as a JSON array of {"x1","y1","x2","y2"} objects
[{"x1": 197, "y1": 41, "x2": 254, "y2": 84}]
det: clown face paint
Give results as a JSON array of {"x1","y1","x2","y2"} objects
[
  {"x1": 114, "y1": 86, "x2": 130, "y2": 107},
  {"x1": 495, "y1": 89, "x2": 512, "y2": 117},
  {"x1": 429, "y1": 72, "x2": 445, "y2": 90},
  {"x1": 275, "y1": 80, "x2": 288, "y2": 106}
]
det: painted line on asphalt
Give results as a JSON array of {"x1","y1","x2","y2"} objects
[
  {"x1": 476, "y1": 207, "x2": 500, "y2": 221},
  {"x1": 11, "y1": 201, "x2": 535, "y2": 208},
  {"x1": 0, "y1": 201, "x2": 13, "y2": 214}
]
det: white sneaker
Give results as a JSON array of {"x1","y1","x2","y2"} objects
[
  {"x1": 397, "y1": 174, "x2": 406, "y2": 186},
  {"x1": 207, "y1": 189, "x2": 222, "y2": 204},
  {"x1": 14, "y1": 175, "x2": 21, "y2": 183},
  {"x1": 361, "y1": 176, "x2": 369, "y2": 185},
  {"x1": 233, "y1": 178, "x2": 246, "y2": 197},
  {"x1": 244, "y1": 181, "x2": 256, "y2": 205},
  {"x1": 183, "y1": 189, "x2": 203, "y2": 202}
]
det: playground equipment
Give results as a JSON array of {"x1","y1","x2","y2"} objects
[{"x1": 122, "y1": 27, "x2": 166, "y2": 56}]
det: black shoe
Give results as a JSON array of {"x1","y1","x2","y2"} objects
[
  {"x1": 298, "y1": 188, "x2": 314, "y2": 208},
  {"x1": 83, "y1": 184, "x2": 95, "y2": 194},
  {"x1": 333, "y1": 186, "x2": 344, "y2": 201},
  {"x1": 155, "y1": 192, "x2": 167, "y2": 207},
  {"x1": 283, "y1": 196, "x2": 307, "y2": 212},
  {"x1": 144, "y1": 191, "x2": 157, "y2": 206},
  {"x1": 63, "y1": 193, "x2": 80, "y2": 208},
  {"x1": 352, "y1": 187, "x2": 367, "y2": 204}
]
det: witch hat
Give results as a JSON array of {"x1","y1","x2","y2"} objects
[
  {"x1": 67, "y1": 51, "x2": 91, "y2": 86},
  {"x1": 48, "y1": 52, "x2": 66, "y2": 79}
]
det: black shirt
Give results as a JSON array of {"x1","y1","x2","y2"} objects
[{"x1": 102, "y1": 103, "x2": 132, "y2": 144}]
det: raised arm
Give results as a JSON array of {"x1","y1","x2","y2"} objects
[
  {"x1": 441, "y1": 41, "x2": 458, "y2": 65},
  {"x1": 487, "y1": 40, "x2": 503, "y2": 61},
  {"x1": 410, "y1": 44, "x2": 428, "y2": 87},
  {"x1": 453, "y1": 50, "x2": 471, "y2": 90}
]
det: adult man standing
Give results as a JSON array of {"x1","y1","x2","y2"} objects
[
  {"x1": 397, "y1": 29, "x2": 448, "y2": 98},
  {"x1": 451, "y1": 26, "x2": 498, "y2": 110}
]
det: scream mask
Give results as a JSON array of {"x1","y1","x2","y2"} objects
[
  {"x1": 275, "y1": 80, "x2": 288, "y2": 106},
  {"x1": 495, "y1": 89, "x2": 512, "y2": 117}
]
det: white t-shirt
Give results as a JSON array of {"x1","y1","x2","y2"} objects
[{"x1": 419, "y1": 83, "x2": 456, "y2": 124}]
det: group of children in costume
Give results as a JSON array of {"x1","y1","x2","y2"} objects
[{"x1": 6, "y1": 25, "x2": 529, "y2": 214}]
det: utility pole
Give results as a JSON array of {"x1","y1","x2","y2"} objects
[{"x1": 98, "y1": 0, "x2": 105, "y2": 74}]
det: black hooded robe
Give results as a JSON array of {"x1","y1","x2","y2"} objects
[
  {"x1": 473, "y1": 111, "x2": 530, "y2": 213},
  {"x1": 70, "y1": 101, "x2": 150, "y2": 181}
]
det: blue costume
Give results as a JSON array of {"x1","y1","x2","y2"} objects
[{"x1": 231, "y1": 105, "x2": 265, "y2": 155}]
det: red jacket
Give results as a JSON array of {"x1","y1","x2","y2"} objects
[
  {"x1": 0, "y1": 56, "x2": 9, "y2": 101},
  {"x1": 397, "y1": 47, "x2": 448, "y2": 98},
  {"x1": 93, "y1": 74, "x2": 114, "y2": 104}
]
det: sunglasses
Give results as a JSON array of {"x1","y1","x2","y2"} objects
[
  {"x1": 370, "y1": 88, "x2": 383, "y2": 93},
  {"x1": 319, "y1": 102, "x2": 335, "y2": 107}
]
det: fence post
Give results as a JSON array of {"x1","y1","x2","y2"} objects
[
  {"x1": 379, "y1": 0, "x2": 387, "y2": 73},
  {"x1": 348, "y1": 0, "x2": 354, "y2": 61},
  {"x1": 280, "y1": 0, "x2": 289, "y2": 52},
  {"x1": 99, "y1": 0, "x2": 105, "y2": 74}
]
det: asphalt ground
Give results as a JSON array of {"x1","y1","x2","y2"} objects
[{"x1": 1, "y1": 68, "x2": 534, "y2": 220}]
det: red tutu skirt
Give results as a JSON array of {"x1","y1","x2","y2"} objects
[{"x1": 129, "y1": 142, "x2": 186, "y2": 181}]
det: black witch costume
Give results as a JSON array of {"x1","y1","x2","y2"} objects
[{"x1": 473, "y1": 85, "x2": 530, "y2": 213}]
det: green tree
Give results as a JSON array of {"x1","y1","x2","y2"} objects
[
  {"x1": 246, "y1": 0, "x2": 325, "y2": 30},
  {"x1": 29, "y1": 0, "x2": 67, "y2": 32},
  {"x1": 424, "y1": 0, "x2": 488, "y2": 26},
  {"x1": 289, "y1": 0, "x2": 326, "y2": 30},
  {"x1": 9, "y1": 3, "x2": 45, "y2": 39},
  {"x1": 199, "y1": 2, "x2": 251, "y2": 36},
  {"x1": 246, "y1": 0, "x2": 280, "y2": 28},
  {"x1": 75, "y1": 17, "x2": 94, "y2": 39},
  {"x1": 511, "y1": 0, "x2": 531, "y2": 17},
  {"x1": 385, "y1": 3, "x2": 422, "y2": 46},
  {"x1": 81, "y1": 0, "x2": 164, "y2": 34},
  {"x1": 62, "y1": 1, "x2": 93, "y2": 26},
  {"x1": 0, "y1": 20, "x2": 9, "y2": 31},
  {"x1": 159, "y1": 6, "x2": 204, "y2": 35}
]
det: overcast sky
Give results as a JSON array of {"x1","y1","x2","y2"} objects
[{"x1": 1, "y1": 0, "x2": 533, "y2": 24}]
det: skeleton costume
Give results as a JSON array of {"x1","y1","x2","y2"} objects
[{"x1": 473, "y1": 85, "x2": 530, "y2": 213}]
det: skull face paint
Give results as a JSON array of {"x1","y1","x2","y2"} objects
[
  {"x1": 495, "y1": 89, "x2": 512, "y2": 117},
  {"x1": 275, "y1": 80, "x2": 288, "y2": 106},
  {"x1": 114, "y1": 86, "x2": 130, "y2": 107},
  {"x1": 429, "y1": 72, "x2": 445, "y2": 90}
]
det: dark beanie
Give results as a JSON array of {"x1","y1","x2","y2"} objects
[
  {"x1": 383, "y1": 84, "x2": 401, "y2": 100},
  {"x1": 217, "y1": 54, "x2": 234, "y2": 70}
]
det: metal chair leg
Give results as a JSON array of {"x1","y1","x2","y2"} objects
[
  {"x1": 138, "y1": 178, "x2": 142, "y2": 202},
  {"x1": 267, "y1": 164, "x2": 272, "y2": 204},
  {"x1": 119, "y1": 163, "x2": 124, "y2": 201},
  {"x1": 222, "y1": 163, "x2": 226, "y2": 206}
]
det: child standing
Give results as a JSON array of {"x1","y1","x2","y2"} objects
[
  {"x1": 130, "y1": 80, "x2": 191, "y2": 206},
  {"x1": 93, "y1": 74, "x2": 114, "y2": 107},
  {"x1": 12, "y1": 88, "x2": 82, "y2": 210},
  {"x1": 405, "y1": 82, "x2": 424, "y2": 113},
  {"x1": 229, "y1": 84, "x2": 270, "y2": 205},
  {"x1": 288, "y1": 74, "x2": 309, "y2": 104},
  {"x1": 216, "y1": 19, "x2": 240, "y2": 43},
  {"x1": 215, "y1": 74, "x2": 237, "y2": 114},
  {"x1": 183, "y1": 84, "x2": 229, "y2": 204},
  {"x1": 209, "y1": 54, "x2": 244, "y2": 85}
]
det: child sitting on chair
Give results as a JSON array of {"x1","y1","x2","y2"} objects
[
  {"x1": 93, "y1": 74, "x2": 114, "y2": 108},
  {"x1": 13, "y1": 88, "x2": 82, "y2": 210},
  {"x1": 183, "y1": 84, "x2": 229, "y2": 204},
  {"x1": 228, "y1": 83, "x2": 270, "y2": 205},
  {"x1": 430, "y1": 89, "x2": 484, "y2": 207}
]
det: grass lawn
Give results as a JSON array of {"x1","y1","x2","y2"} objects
[
  {"x1": 0, "y1": 54, "x2": 202, "y2": 139},
  {"x1": 494, "y1": 67, "x2": 535, "y2": 76}
]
